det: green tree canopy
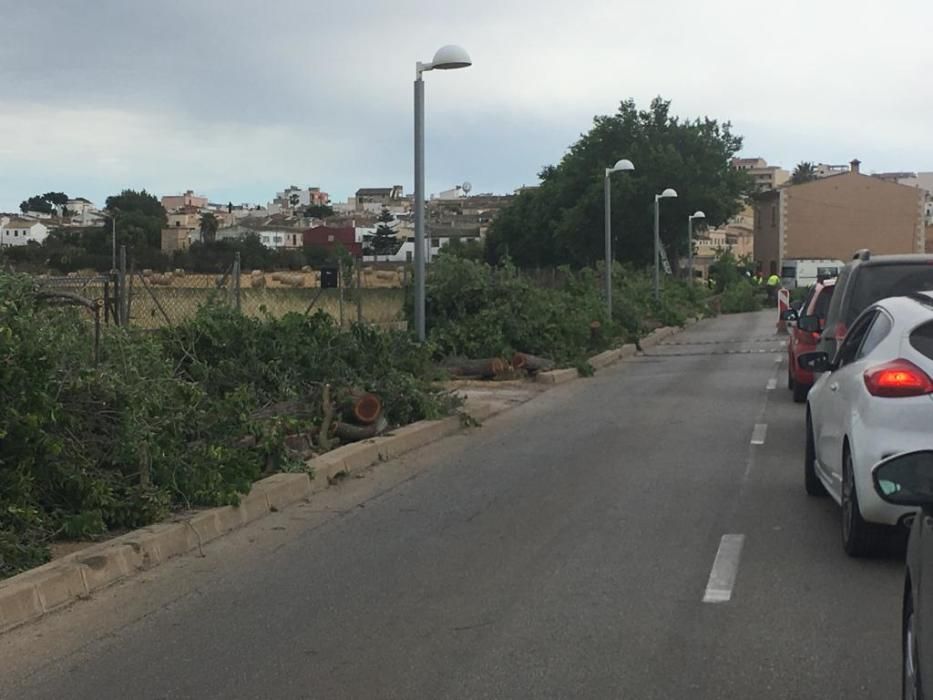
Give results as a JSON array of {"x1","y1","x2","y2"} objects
[
  {"x1": 790, "y1": 161, "x2": 818, "y2": 185},
  {"x1": 486, "y1": 97, "x2": 753, "y2": 268},
  {"x1": 19, "y1": 191, "x2": 72, "y2": 215},
  {"x1": 103, "y1": 189, "x2": 167, "y2": 250},
  {"x1": 367, "y1": 206, "x2": 398, "y2": 257},
  {"x1": 200, "y1": 212, "x2": 219, "y2": 243},
  {"x1": 304, "y1": 204, "x2": 334, "y2": 219}
]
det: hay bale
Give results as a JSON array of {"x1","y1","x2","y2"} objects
[
  {"x1": 301, "y1": 265, "x2": 312, "y2": 273},
  {"x1": 173, "y1": 268, "x2": 186, "y2": 277},
  {"x1": 251, "y1": 269, "x2": 264, "y2": 276},
  {"x1": 250, "y1": 274, "x2": 266, "y2": 289},
  {"x1": 271, "y1": 272, "x2": 304, "y2": 287},
  {"x1": 149, "y1": 274, "x2": 173, "y2": 286},
  {"x1": 142, "y1": 269, "x2": 154, "y2": 277}
]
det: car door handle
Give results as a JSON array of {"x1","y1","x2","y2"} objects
[{"x1": 830, "y1": 383, "x2": 839, "y2": 392}]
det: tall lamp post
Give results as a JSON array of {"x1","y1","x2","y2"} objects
[
  {"x1": 687, "y1": 210, "x2": 705, "y2": 284},
  {"x1": 654, "y1": 188, "x2": 678, "y2": 300},
  {"x1": 413, "y1": 44, "x2": 472, "y2": 342},
  {"x1": 603, "y1": 158, "x2": 635, "y2": 318}
]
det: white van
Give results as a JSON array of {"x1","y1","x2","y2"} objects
[{"x1": 780, "y1": 259, "x2": 845, "y2": 289}]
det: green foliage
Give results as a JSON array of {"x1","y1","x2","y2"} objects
[
  {"x1": 104, "y1": 189, "x2": 167, "y2": 251},
  {"x1": 0, "y1": 273, "x2": 453, "y2": 577},
  {"x1": 486, "y1": 97, "x2": 753, "y2": 268},
  {"x1": 304, "y1": 204, "x2": 335, "y2": 219},
  {"x1": 418, "y1": 256, "x2": 616, "y2": 365},
  {"x1": 19, "y1": 195, "x2": 54, "y2": 214},
  {"x1": 200, "y1": 212, "x2": 220, "y2": 243},
  {"x1": 438, "y1": 238, "x2": 485, "y2": 261},
  {"x1": 367, "y1": 207, "x2": 398, "y2": 257},
  {"x1": 720, "y1": 280, "x2": 763, "y2": 314},
  {"x1": 791, "y1": 161, "x2": 818, "y2": 185}
]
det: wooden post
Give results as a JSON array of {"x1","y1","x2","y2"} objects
[{"x1": 356, "y1": 257, "x2": 363, "y2": 324}]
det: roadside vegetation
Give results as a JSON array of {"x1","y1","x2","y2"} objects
[{"x1": 0, "y1": 272, "x2": 453, "y2": 578}]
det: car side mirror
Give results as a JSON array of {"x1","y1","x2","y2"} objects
[
  {"x1": 797, "y1": 315, "x2": 820, "y2": 333},
  {"x1": 782, "y1": 309, "x2": 799, "y2": 322},
  {"x1": 872, "y1": 450, "x2": 933, "y2": 507},
  {"x1": 798, "y1": 351, "x2": 831, "y2": 373}
]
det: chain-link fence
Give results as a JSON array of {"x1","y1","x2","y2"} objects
[{"x1": 35, "y1": 248, "x2": 410, "y2": 331}]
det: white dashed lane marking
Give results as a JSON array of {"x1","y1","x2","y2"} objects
[
  {"x1": 703, "y1": 534, "x2": 746, "y2": 603},
  {"x1": 750, "y1": 424, "x2": 768, "y2": 445}
]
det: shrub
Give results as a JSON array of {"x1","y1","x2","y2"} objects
[{"x1": 0, "y1": 273, "x2": 454, "y2": 577}]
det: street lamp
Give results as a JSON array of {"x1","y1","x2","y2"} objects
[
  {"x1": 654, "y1": 188, "x2": 678, "y2": 300},
  {"x1": 688, "y1": 210, "x2": 706, "y2": 284},
  {"x1": 413, "y1": 44, "x2": 472, "y2": 342},
  {"x1": 603, "y1": 158, "x2": 635, "y2": 318}
]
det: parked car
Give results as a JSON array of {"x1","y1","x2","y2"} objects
[
  {"x1": 800, "y1": 291, "x2": 933, "y2": 556},
  {"x1": 785, "y1": 278, "x2": 836, "y2": 402},
  {"x1": 780, "y1": 258, "x2": 845, "y2": 290},
  {"x1": 871, "y1": 450, "x2": 933, "y2": 699},
  {"x1": 819, "y1": 251, "x2": 933, "y2": 361}
]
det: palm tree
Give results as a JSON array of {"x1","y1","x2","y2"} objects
[
  {"x1": 200, "y1": 212, "x2": 219, "y2": 243},
  {"x1": 791, "y1": 161, "x2": 818, "y2": 185}
]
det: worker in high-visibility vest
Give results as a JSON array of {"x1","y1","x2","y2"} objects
[{"x1": 766, "y1": 273, "x2": 780, "y2": 303}]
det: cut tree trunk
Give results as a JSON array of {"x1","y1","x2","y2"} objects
[
  {"x1": 338, "y1": 390, "x2": 383, "y2": 425},
  {"x1": 446, "y1": 358, "x2": 508, "y2": 379},
  {"x1": 334, "y1": 414, "x2": 389, "y2": 442},
  {"x1": 511, "y1": 352, "x2": 555, "y2": 373}
]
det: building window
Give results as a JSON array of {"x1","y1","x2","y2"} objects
[{"x1": 327, "y1": 234, "x2": 334, "y2": 242}]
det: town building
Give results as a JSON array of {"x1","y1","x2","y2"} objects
[
  {"x1": 753, "y1": 159, "x2": 925, "y2": 276},
  {"x1": 731, "y1": 157, "x2": 790, "y2": 191},
  {"x1": 161, "y1": 190, "x2": 208, "y2": 213},
  {"x1": 272, "y1": 186, "x2": 330, "y2": 211},
  {"x1": 814, "y1": 163, "x2": 851, "y2": 178},
  {"x1": 0, "y1": 218, "x2": 50, "y2": 246},
  {"x1": 303, "y1": 225, "x2": 362, "y2": 256}
]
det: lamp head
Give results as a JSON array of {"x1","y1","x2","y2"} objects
[{"x1": 430, "y1": 45, "x2": 472, "y2": 70}]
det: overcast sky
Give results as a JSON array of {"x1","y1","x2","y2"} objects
[{"x1": 1, "y1": 0, "x2": 931, "y2": 211}]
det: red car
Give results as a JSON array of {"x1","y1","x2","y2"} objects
[{"x1": 786, "y1": 278, "x2": 836, "y2": 402}]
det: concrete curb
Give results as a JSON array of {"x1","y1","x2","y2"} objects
[{"x1": 0, "y1": 402, "x2": 499, "y2": 634}]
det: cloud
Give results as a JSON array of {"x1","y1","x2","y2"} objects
[{"x1": 1, "y1": 0, "x2": 931, "y2": 210}]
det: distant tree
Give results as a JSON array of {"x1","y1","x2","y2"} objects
[
  {"x1": 790, "y1": 161, "x2": 818, "y2": 185},
  {"x1": 485, "y1": 97, "x2": 753, "y2": 267},
  {"x1": 43, "y1": 192, "x2": 69, "y2": 207},
  {"x1": 288, "y1": 193, "x2": 301, "y2": 210},
  {"x1": 19, "y1": 196, "x2": 53, "y2": 214},
  {"x1": 103, "y1": 189, "x2": 168, "y2": 250},
  {"x1": 368, "y1": 207, "x2": 398, "y2": 258},
  {"x1": 200, "y1": 212, "x2": 220, "y2": 243},
  {"x1": 228, "y1": 201, "x2": 234, "y2": 213},
  {"x1": 304, "y1": 204, "x2": 335, "y2": 219}
]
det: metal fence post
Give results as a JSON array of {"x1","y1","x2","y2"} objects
[
  {"x1": 233, "y1": 252, "x2": 242, "y2": 311},
  {"x1": 338, "y1": 264, "x2": 345, "y2": 327},
  {"x1": 118, "y1": 245, "x2": 128, "y2": 326}
]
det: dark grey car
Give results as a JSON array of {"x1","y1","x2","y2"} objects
[
  {"x1": 820, "y1": 252, "x2": 933, "y2": 360},
  {"x1": 873, "y1": 451, "x2": 933, "y2": 699}
]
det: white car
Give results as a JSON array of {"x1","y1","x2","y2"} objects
[{"x1": 802, "y1": 291, "x2": 933, "y2": 556}]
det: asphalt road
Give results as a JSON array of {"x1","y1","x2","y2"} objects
[{"x1": 0, "y1": 310, "x2": 905, "y2": 699}]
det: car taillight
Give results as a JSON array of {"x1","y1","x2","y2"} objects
[
  {"x1": 864, "y1": 359, "x2": 933, "y2": 397},
  {"x1": 810, "y1": 332, "x2": 821, "y2": 341}
]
